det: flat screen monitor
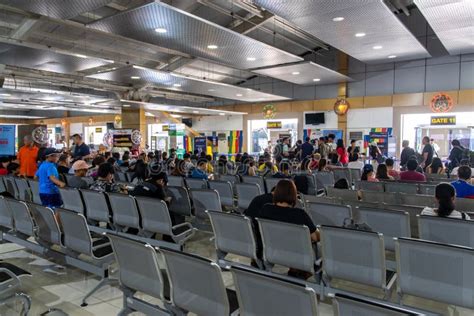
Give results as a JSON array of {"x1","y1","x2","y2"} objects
[{"x1": 305, "y1": 112, "x2": 325, "y2": 125}]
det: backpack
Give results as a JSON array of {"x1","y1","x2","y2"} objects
[{"x1": 343, "y1": 218, "x2": 373, "y2": 232}]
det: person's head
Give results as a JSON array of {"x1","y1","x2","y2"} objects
[
  {"x1": 112, "y1": 152, "x2": 120, "y2": 160},
  {"x1": 92, "y1": 155, "x2": 106, "y2": 168},
  {"x1": 318, "y1": 137, "x2": 325, "y2": 144},
  {"x1": 134, "y1": 160, "x2": 148, "y2": 180},
  {"x1": 97, "y1": 162, "x2": 115, "y2": 181},
  {"x1": 183, "y1": 153, "x2": 191, "y2": 161},
  {"x1": 312, "y1": 153, "x2": 321, "y2": 161},
  {"x1": 197, "y1": 159, "x2": 207, "y2": 171},
  {"x1": 385, "y1": 158, "x2": 394, "y2": 169},
  {"x1": 43, "y1": 148, "x2": 61, "y2": 163},
  {"x1": 104, "y1": 152, "x2": 111, "y2": 159},
  {"x1": 58, "y1": 154, "x2": 69, "y2": 166},
  {"x1": 0, "y1": 157, "x2": 9, "y2": 169},
  {"x1": 147, "y1": 152, "x2": 155, "y2": 160},
  {"x1": 435, "y1": 183, "x2": 456, "y2": 217},
  {"x1": 430, "y1": 138, "x2": 435, "y2": 144},
  {"x1": 107, "y1": 157, "x2": 116, "y2": 166},
  {"x1": 406, "y1": 159, "x2": 418, "y2": 171},
  {"x1": 336, "y1": 139, "x2": 344, "y2": 149},
  {"x1": 72, "y1": 134, "x2": 83, "y2": 145},
  {"x1": 327, "y1": 134, "x2": 335, "y2": 142},
  {"x1": 7, "y1": 162, "x2": 19, "y2": 176},
  {"x1": 272, "y1": 179, "x2": 297, "y2": 207},
  {"x1": 279, "y1": 162, "x2": 290, "y2": 174},
  {"x1": 361, "y1": 164, "x2": 374, "y2": 181},
  {"x1": 23, "y1": 135, "x2": 33, "y2": 147},
  {"x1": 305, "y1": 137, "x2": 310, "y2": 143},
  {"x1": 402, "y1": 140, "x2": 409, "y2": 148},
  {"x1": 139, "y1": 152, "x2": 146, "y2": 161},
  {"x1": 451, "y1": 139, "x2": 461, "y2": 147},
  {"x1": 318, "y1": 158, "x2": 327, "y2": 171},
  {"x1": 458, "y1": 166, "x2": 472, "y2": 181},
  {"x1": 264, "y1": 161, "x2": 273, "y2": 170},
  {"x1": 376, "y1": 164, "x2": 390, "y2": 180},
  {"x1": 162, "y1": 152, "x2": 168, "y2": 160},
  {"x1": 334, "y1": 178, "x2": 349, "y2": 190},
  {"x1": 460, "y1": 159, "x2": 470, "y2": 166},
  {"x1": 296, "y1": 140, "x2": 302, "y2": 145},
  {"x1": 350, "y1": 139, "x2": 356, "y2": 147},
  {"x1": 283, "y1": 137, "x2": 290, "y2": 145},
  {"x1": 206, "y1": 154, "x2": 212, "y2": 162},
  {"x1": 218, "y1": 155, "x2": 227, "y2": 162},
  {"x1": 148, "y1": 162, "x2": 167, "y2": 186},
  {"x1": 72, "y1": 160, "x2": 89, "y2": 177},
  {"x1": 429, "y1": 157, "x2": 443, "y2": 173},
  {"x1": 422, "y1": 136, "x2": 430, "y2": 145},
  {"x1": 122, "y1": 151, "x2": 130, "y2": 161}
]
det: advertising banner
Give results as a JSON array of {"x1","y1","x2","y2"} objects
[
  {"x1": 194, "y1": 137, "x2": 207, "y2": 154},
  {"x1": 0, "y1": 125, "x2": 15, "y2": 156}
]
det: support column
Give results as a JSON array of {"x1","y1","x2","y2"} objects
[
  {"x1": 337, "y1": 52, "x2": 349, "y2": 140},
  {"x1": 121, "y1": 107, "x2": 147, "y2": 148}
]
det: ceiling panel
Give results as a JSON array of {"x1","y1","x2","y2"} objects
[
  {"x1": 121, "y1": 100, "x2": 248, "y2": 116},
  {"x1": 89, "y1": 1, "x2": 302, "y2": 69},
  {"x1": 414, "y1": 0, "x2": 474, "y2": 55},
  {"x1": 0, "y1": 0, "x2": 112, "y2": 19},
  {"x1": 254, "y1": 0, "x2": 431, "y2": 63},
  {"x1": 0, "y1": 43, "x2": 111, "y2": 73},
  {"x1": 87, "y1": 66, "x2": 289, "y2": 102},
  {"x1": 252, "y1": 61, "x2": 351, "y2": 85}
]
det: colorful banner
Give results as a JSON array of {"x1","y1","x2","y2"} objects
[
  {"x1": 194, "y1": 137, "x2": 207, "y2": 154},
  {"x1": 0, "y1": 125, "x2": 15, "y2": 156},
  {"x1": 228, "y1": 130, "x2": 243, "y2": 159},
  {"x1": 368, "y1": 128, "x2": 393, "y2": 155},
  {"x1": 183, "y1": 135, "x2": 193, "y2": 153}
]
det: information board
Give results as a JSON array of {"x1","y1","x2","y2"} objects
[
  {"x1": 111, "y1": 129, "x2": 133, "y2": 148},
  {"x1": 0, "y1": 125, "x2": 15, "y2": 156}
]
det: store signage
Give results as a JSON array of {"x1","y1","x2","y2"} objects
[
  {"x1": 431, "y1": 116, "x2": 456, "y2": 125},
  {"x1": 95, "y1": 128, "x2": 102, "y2": 133},
  {"x1": 162, "y1": 125, "x2": 170, "y2": 131},
  {"x1": 111, "y1": 129, "x2": 133, "y2": 148},
  {"x1": 0, "y1": 125, "x2": 15, "y2": 156},
  {"x1": 267, "y1": 121, "x2": 282, "y2": 129}
]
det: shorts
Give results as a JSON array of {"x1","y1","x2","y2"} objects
[{"x1": 39, "y1": 193, "x2": 63, "y2": 209}]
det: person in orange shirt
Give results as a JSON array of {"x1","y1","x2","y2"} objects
[{"x1": 17, "y1": 135, "x2": 39, "y2": 178}]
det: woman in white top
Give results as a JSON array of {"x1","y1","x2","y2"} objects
[{"x1": 421, "y1": 183, "x2": 471, "y2": 220}]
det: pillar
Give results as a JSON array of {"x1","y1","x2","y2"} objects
[
  {"x1": 337, "y1": 52, "x2": 349, "y2": 141},
  {"x1": 121, "y1": 107, "x2": 147, "y2": 148}
]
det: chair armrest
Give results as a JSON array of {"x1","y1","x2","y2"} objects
[{"x1": 171, "y1": 222, "x2": 196, "y2": 239}]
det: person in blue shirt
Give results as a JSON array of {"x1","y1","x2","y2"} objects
[
  {"x1": 34, "y1": 148, "x2": 66, "y2": 208},
  {"x1": 190, "y1": 159, "x2": 208, "y2": 180},
  {"x1": 451, "y1": 166, "x2": 474, "y2": 199}
]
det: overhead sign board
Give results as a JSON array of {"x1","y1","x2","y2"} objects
[
  {"x1": 430, "y1": 116, "x2": 456, "y2": 125},
  {"x1": 267, "y1": 121, "x2": 282, "y2": 129}
]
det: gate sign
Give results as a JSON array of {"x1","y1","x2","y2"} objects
[
  {"x1": 267, "y1": 121, "x2": 282, "y2": 129},
  {"x1": 430, "y1": 116, "x2": 456, "y2": 126},
  {"x1": 0, "y1": 125, "x2": 15, "y2": 156}
]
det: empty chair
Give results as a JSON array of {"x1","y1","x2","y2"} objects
[
  {"x1": 333, "y1": 168, "x2": 351, "y2": 184},
  {"x1": 326, "y1": 187, "x2": 359, "y2": 202},
  {"x1": 14, "y1": 178, "x2": 31, "y2": 202},
  {"x1": 3, "y1": 177, "x2": 18, "y2": 199},
  {"x1": 107, "y1": 193, "x2": 140, "y2": 231},
  {"x1": 0, "y1": 196, "x2": 13, "y2": 231},
  {"x1": 349, "y1": 168, "x2": 362, "y2": 183},
  {"x1": 59, "y1": 187, "x2": 85, "y2": 214},
  {"x1": 5, "y1": 199, "x2": 35, "y2": 237},
  {"x1": 455, "y1": 197, "x2": 474, "y2": 213},
  {"x1": 63, "y1": 174, "x2": 75, "y2": 186},
  {"x1": 314, "y1": 171, "x2": 335, "y2": 192},
  {"x1": 219, "y1": 174, "x2": 240, "y2": 187},
  {"x1": 319, "y1": 225, "x2": 395, "y2": 298},
  {"x1": 242, "y1": 176, "x2": 265, "y2": 192},
  {"x1": 136, "y1": 197, "x2": 194, "y2": 245},
  {"x1": 186, "y1": 178, "x2": 208, "y2": 189},
  {"x1": 189, "y1": 189, "x2": 222, "y2": 229},
  {"x1": 257, "y1": 218, "x2": 317, "y2": 276},
  {"x1": 29, "y1": 204, "x2": 62, "y2": 247},
  {"x1": 166, "y1": 186, "x2": 192, "y2": 216},
  {"x1": 0, "y1": 262, "x2": 31, "y2": 316},
  {"x1": 419, "y1": 184, "x2": 436, "y2": 195},
  {"x1": 57, "y1": 209, "x2": 116, "y2": 306},
  {"x1": 306, "y1": 202, "x2": 352, "y2": 227},
  {"x1": 27, "y1": 180, "x2": 42, "y2": 205},
  {"x1": 385, "y1": 182, "x2": 418, "y2": 195},
  {"x1": 333, "y1": 293, "x2": 424, "y2": 316},
  {"x1": 232, "y1": 266, "x2": 319, "y2": 316},
  {"x1": 0, "y1": 176, "x2": 5, "y2": 193},
  {"x1": 80, "y1": 190, "x2": 111, "y2": 224},
  {"x1": 209, "y1": 180, "x2": 235, "y2": 209},
  {"x1": 357, "y1": 207, "x2": 411, "y2": 251},
  {"x1": 395, "y1": 237, "x2": 474, "y2": 309},
  {"x1": 207, "y1": 211, "x2": 261, "y2": 268},
  {"x1": 361, "y1": 190, "x2": 399, "y2": 205},
  {"x1": 168, "y1": 176, "x2": 185, "y2": 187},
  {"x1": 305, "y1": 174, "x2": 317, "y2": 195},
  {"x1": 161, "y1": 248, "x2": 238, "y2": 316},
  {"x1": 264, "y1": 177, "x2": 281, "y2": 193},
  {"x1": 235, "y1": 183, "x2": 262, "y2": 211},
  {"x1": 107, "y1": 234, "x2": 171, "y2": 315},
  {"x1": 356, "y1": 181, "x2": 384, "y2": 192},
  {"x1": 400, "y1": 193, "x2": 436, "y2": 208},
  {"x1": 418, "y1": 215, "x2": 474, "y2": 248}
]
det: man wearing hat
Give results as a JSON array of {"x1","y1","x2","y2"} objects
[
  {"x1": 34, "y1": 148, "x2": 65, "y2": 208},
  {"x1": 68, "y1": 160, "x2": 90, "y2": 189}
]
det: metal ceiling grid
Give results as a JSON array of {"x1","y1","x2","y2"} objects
[
  {"x1": 252, "y1": 61, "x2": 352, "y2": 85},
  {"x1": 87, "y1": 65, "x2": 290, "y2": 102},
  {"x1": 175, "y1": 59, "x2": 253, "y2": 84},
  {"x1": 89, "y1": 1, "x2": 303, "y2": 69},
  {"x1": 414, "y1": 0, "x2": 474, "y2": 54},
  {"x1": 254, "y1": 0, "x2": 431, "y2": 63},
  {"x1": 0, "y1": 43, "x2": 112, "y2": 74},
  {"x1": 0, "y1": 0, "x2": 112, "y2": 19}
]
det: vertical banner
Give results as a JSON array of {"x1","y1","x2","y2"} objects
[
  {"x1": 194, "y1": 137, "x2": 207, "y2": 154},
  {"x1": 0, "y1": 125, "x2": 16, "y2": 156}
]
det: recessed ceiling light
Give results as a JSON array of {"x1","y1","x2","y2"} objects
[
  {"x1": 246, "y1": 57, "x2": 256, "y2": 61},
  {"x1": 313, "y1": 78, "x2": 321, "y2": 82},
  {"x1": 332, "y1": 17, "x2": 344, "y2": 22},
  {"x1": 373, "y1": 45, "x2": 383, "y2": 50},
  {"x1": 0, "y1": 93, "x2": 11, "y2": 97},
  {"x1": 193, "y1": 110, "x2": 199, "y2": 114},
  {"x1": 131, "y1": 76, "x2": 140, "y2": 80},
  {"x1": 122, "y1": 104, "x2": 131, "y2": 108},
  {"x1": 236, "y1": 93, "x2": 243, "y2": 97},
  {"x1": 155, "y1": 28, "x2": 167, "y2": 33},
  {"x1": 388, "y1": 55, "x2": 397, "y2": 59},
  {"x1": 246, "y1": 88, "x2": 252, "y2": 91},
  {"x1": 219, "y1": 113, "x2": 225, "y2": 116},
  {"x1": 291, "y1": 71, "x2": 300, "y2": 75},
  {"x1": 207, "y1": 44, "x2": 218, "y2": 49},
  {"x1": 208, "y1": 89, "x2": 215, "y2": 92},
  {"x1": 170, "y1": 114, "x2": 182, "y2": 118},
  {"x1": 104, "y1": 59, "x2": 114, "y2": 63},
  {"x1": 355, "y1": 32, "x2": 366, "y2": 37},
  {"x1": 173, "y1": 83, "x2": 182, "y2": 87},
  {"x1": 75, "y1": 54, "x2": 87, "y2": 58}
]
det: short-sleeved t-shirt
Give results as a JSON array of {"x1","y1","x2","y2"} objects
[
  {"x1": 451, "y1": 180, "x2": 474, "y2": 199},
  {"x1": 259, "y1": 204, "x2": 316, "y2": 233},
  {"x1": 73, "y1": 143, "x2": 90, "y2": 159},
  {"x1": 336, "y1": 147, "x2": 348, "y2": 164},
  {"x1": 17, "y1": 145, "x2": 39, "y2": 177},
  {"x1": 422, "y1": 144, "x2": 434, "y2": 166},
  {"x1": 35, "y1": 161, "x2": 59, "y2": 194},
  {"x1": 399, "y1": 170, "x2": 426, "y2": 182},
  {"x1": 244, "y1": 193, "x2": 273, "y2": 218}
]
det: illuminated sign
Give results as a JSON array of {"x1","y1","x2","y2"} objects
[
  {"x1": 430, "y1": 116, "x2": 456, "y2": 125},
  {"x1": 267, "y1": 121, "x2": 282, "y2": 129},
  {"x1": 162, "y1": 125, "x2": 170, "y2": 131}
]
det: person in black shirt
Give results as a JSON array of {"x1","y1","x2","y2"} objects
[
  {"x1": 56, "y1": 154, "x2": 70, "y2": 175},
  {"x1": 71, "y1": 134, "x2": 90, "y2": 160},
  {"x1": 421, "y1": 136, "x2": 434, "y2": 171},
  {"x1": 244, "y1": 192, "x2": 273, "y2": 219},
  {"x1": 347, "y1": 139, "x2": 360, "y2": 162},
  {"x1": 400, "y1": 140, "x2": 415, "y2": 169}
]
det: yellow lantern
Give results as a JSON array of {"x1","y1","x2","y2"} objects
[{"x1": 334, "y1": 98, "x2": 350, "y2": 116}]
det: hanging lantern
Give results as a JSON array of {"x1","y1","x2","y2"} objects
[
  {"x1": 334, "y1": 98, "x2": 350, "y2": 116},
  {"x1": 88, "y1": 117, "x2": 94, "y2": 125},
  {"x1": 61, "y1": 119, "x2": 67, "y2": 126},
  {"x1": 114, "y1": 115, "x2": 122, "y2": 128}
]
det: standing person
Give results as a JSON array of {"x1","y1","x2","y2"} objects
[
  {"x1": 301, "y1": 137, "x2": 314, "y2": 161},
  {"x1": 369, "y1": 142, "x2": 382, "y2": 163},
  {"x1": 35, "y1": 149, "x2": 65, "y2": 208},
  {"x1": 430, "y1": 138, "x2": 439, "y2": 157},
  {"x1": 400, "y1": 140, "x2": 415, "y2": 169},
  {"x1": 327, "y1": 134, "x2": 336, "y2": 152},
  {"x1": 347, "y1": 140, "x2": 360, "y2": 162},
  {"x1": 17, "y1": 135, "x2": 39, "y2": 178},
  {"x1": 420, "y1": 136, "x2": 434, "y2": 171},
  {"x1": 448, "y1": 139, "x2": 467, "y2": 171},
  {"x1": 282, "y1": 137, "x2": 290, "y2": 160},
  {"x1": 71, "y1": 134, "x2": 90, "y2": 161},
  {"x1": 317, "y1": 137, "x2": 329, "y2": 159},
  {"x1": 336, "y1": 139, "x2": 348, "y2": 166}
]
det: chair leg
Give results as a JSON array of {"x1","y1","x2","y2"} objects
[
  {"x1": 3, "y1": 293, "x2": 31, "y2": 316},
  {"x1": 81, "y1": 277, "x2": 118, "y2": 307}
]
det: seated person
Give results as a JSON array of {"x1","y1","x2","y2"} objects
[
  {"x1": 361, "y1": 164, "x2": 378, "y2": 182},
  {"x1": 450, "y1": 159, "x2": 474, "y2": 176},
  {"x1": 68, "y1": 160, "x2": 90, "y2": 189},
  {"x1": 334, "y1": 178, "x2": 350, "y2": 189},
  {"x1": 0, "y1": 157, "x2": 9, "y2": 175},
  {"x1": 399, "y1": 159, "x2": 426, "y2": 182},
  {"x1": 272, "y1": 162, "x2": 291, "y2": 178},
  {"x1": 57, "y1": 154, "x2": 70, "y2": 175},
  {"x1": 385, "y1": 158, "x2": 399, "y2": 179},
  {"x1": 427, "y1": 157, "x2": 445, "y2": 175},
  {"x1": 308, "y1": 153, "x2": 321, "y2": 171},
  {"x1": 347, "y1": 154, "x2": 364, "y2": 170},
  {"x1": 190, "y1": 159, "x2": 209, "y2": 180},
  {"x1": 317, "y1": 158, "x2": 330, "y2": 172},
  {"x1": 89, "y1": 163, "x2": 124, "y2": 193},
  {"x1": 421, "y1": 183, "x2": 470, "y2": 219},
  {"x1": 376, "y1": 164, "x2": 394, "y2": 181},
  {"x1": 451, "y1": 166, "x2": 474, "y2": 199},
  {"x1": 7, "y1": 162, "x2": 20, "y2": 176}
]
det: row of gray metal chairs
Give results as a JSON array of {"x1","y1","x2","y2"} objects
[{"x1": 356, "y1": 180, "x2": 438, "y2": 195}]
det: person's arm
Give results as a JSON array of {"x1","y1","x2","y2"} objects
[
  {"x1": 310, "y1": 231, "x2": 319, "y2": 242},
  {"x1": 50, "y1": 175, "x2": 66, "y2": 188}
]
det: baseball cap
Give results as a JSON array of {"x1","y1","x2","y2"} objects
[
  {"x1": 43, "y1": 148, "x2": 61, "y2": 158},
  {"x1": 72, "y1": 160, "x2": 90, "y2": 171},
  {"x1": 363, "y1": 164, "x2": 374, "y2": 173}
]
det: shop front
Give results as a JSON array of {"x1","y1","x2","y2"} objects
[{"x1": 248, "y1": 118, "x2": 298, "y2": 154}]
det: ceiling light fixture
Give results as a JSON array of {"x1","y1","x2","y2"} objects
[
  {"x1": 155, "y1": 28, "x2": 167, "y2": 33},
  {"x1": 246, "y1": 57, "x2": 256, "y2": 61},
  {"x1": 170, "y1": 114, "x2": 182, "y2": 118},
  {"x1": 122, "y1": 104, "x2": 131, "y2": 108},
  {"x1": 291, "y1": 71, "x2": 300, "y2": 75},
  {"x1": 219, "y1": 113, "x2": 225, "y2": 116},
  {"x1": 236, "y1": 93, "x2": 243, "y2": 97},
  {"x1": 207, "y1": 44, "x2": 218, "y2": 49},
  {"x1": 388, "y1": 55, "x2": 397, "y2": 59},
  {"x1": 373, "y1": 45, "x2": 383, "y2": 50},
  {"x1": 75, "y1": 54, "x2": 87, "y2": 58},
  {"x1": 192, "y1": 110, "x2": 199, "y2": 114},
  {"x1": 104, "y1": 59, "x2": 114, "y2": 63},
  {"x1": 332, "y1": 17, "x2": 344, "y2": 22},
  {"x1": 131, "y1": 76, "x2": 140, "y2": 80},
  {"x1": 313, "y1": 78, "x2": 321, "y2": 82},
  {"x1": 355, "y1": 32, "x2": 366, "y2": 37},
  {"x1": 208, "y1": 89, "x2": 215, "y2": 92},
  {"x1": 173, "y1": 83, "x2": 182, "y2": 87},
  {"x1": 0, "y1": 93, "x2": 11, "y2": 97}
]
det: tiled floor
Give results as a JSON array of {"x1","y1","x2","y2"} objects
[{"x1": 0, "y1": 232, "x2": 471, "y2": 315}]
